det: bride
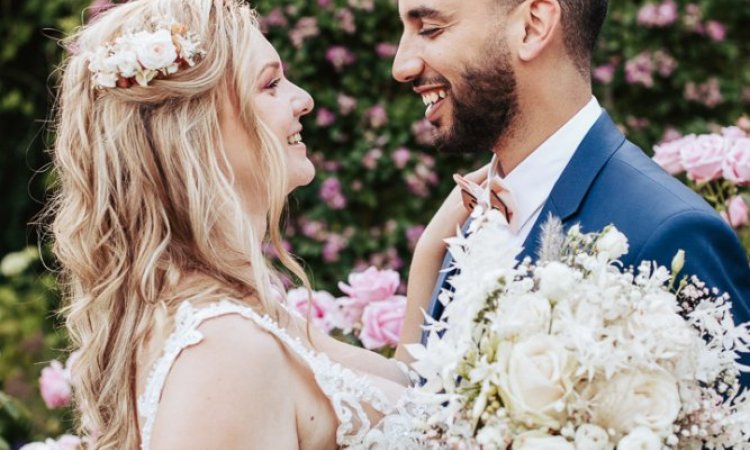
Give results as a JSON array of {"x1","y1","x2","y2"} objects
[{"x1": 49, "y1": 0, "x2": 475, "y2": 448}]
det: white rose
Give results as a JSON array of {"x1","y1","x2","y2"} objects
[
  {"x1": 588, "y1": 371, "x2": 680, "y2": 437},
  {"x1": 109, "y1": 49, "x2": 139, "y2": 78},
  {"x1": 595, "y1": 227, "x2": 630, "y2": 260},
  {"x1": 497, "y1": 335, "x2": 576, "y2": 430},
  {"x1": 616, "y1": 427, "x2": 661, "y2": 450},
  {"x1": 575, "y1": 424, "x2": 613, "y2": 450},
  {"x1": 491, "y1": 293, "x2": 552, "y2": 339},
  {"x1": 476, "y1": 425, "x2": 508, "y2": 450},
  {"x1": 537, "y1": 261, "x2": 579, "y2": 302},
  {"x1": 513, "y1": 432, "x2": 574, "y2": 450},
  {"x1": 134, "y1": 29, "x2": 177, "y2": 70}
]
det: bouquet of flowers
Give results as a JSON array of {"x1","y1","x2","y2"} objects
[{"x1": 407, "y1": 208, "x2": 750, "y2": 449}]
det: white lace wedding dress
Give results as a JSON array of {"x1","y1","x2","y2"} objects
[{"x1": 136, "y1": 299, "x2": 426, "y2": 450}]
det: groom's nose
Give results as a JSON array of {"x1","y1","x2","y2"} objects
[{"x1": 392, "y1": 39, "x2": 423, "y2": 83}]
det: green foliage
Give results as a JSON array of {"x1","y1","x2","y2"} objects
[{"x1": 0, "y1": 248, "x2": 69, "y2": 445}]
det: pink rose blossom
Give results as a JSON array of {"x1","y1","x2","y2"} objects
[
  {"x1": 624, "y1": 52, "x2": 654, "y2": 88},
  {"x1": 322, "y1": 233, "x2": 348, "y2": 263},
  {"x1": 326, "y1": 46, "x2": 356, "y2": 71},
  {"x1": 338, "y1": 266, "x2": 400, "y2": 304},
  {"x1": 637, "y1": 0, "x2": 678, "y2": 27},
  {"x1": 289, "y1": 17, "x2": 319, "y2": 49},
  {"x1": 337, "y1": 93, "x2": 357, "y2": 115},
  {"x1": 316, "y1": 107, "x2": 336, "y2": 127},
  {"x1": 679, "y1": 134, "x2": 727, "y2": 183},
  {"x1": 363, "y1": 148, "x2": 383, "y2": 170},
  {"x1": 365, "y1": 105, "x2": 388, "y2": 128},
  {"x1": 20, "y1": 435, "x2": 82, "y2": 450},
  {"x1": 722, "y1": 126, "x2": 748, "y2": 139},
  {"x1": 359, "y1": 296, "x2": 407, "y2": 350},
  {"x1": 653, "y1": 140, "x2": 685, "y2": 175},
  {"x1": 376, "y1": 42, "x2": 399, "y2": 59},
  {"x1": 405, "y1": 225, "x2": 426, "y2": 250},
  {"x1": 704, "y1": 20, "x2": 727, "y2": 42},
  {"x1": 721, "y1": 196, "x2": 749, "y2": 229},
  {"x1": 722, "y1": 137, "x2": 750, "y2": 185},
  {"x1": 684, "y1": 78, "x2": 723, "y2": 108},
  {"x1": 391, "y1": 147, "x2": 411, "y2": 169},
  {"x1": 39, "y1": 360, "x2": 72, "y2": 409},
  {"x1": 411, "y1": 119, "x2": 436, "y2": 146},
  {"x1": 335, "y1": 8, "x2": 356, "y2": 33},
  {"x1": 319, "y1": 177, "x2": 347, "y2": 209},
  {"x1": 286, "y1": 287, "x2": 342, "y2": 333},
  {"x1": 593, "y1": 64, "x2": 616, "y2": 84}
]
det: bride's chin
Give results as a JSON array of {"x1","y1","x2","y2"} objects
[{"x1": 287, "y1": 163, "x2": 316, "y2": 193}]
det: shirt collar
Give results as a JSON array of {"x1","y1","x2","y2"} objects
[{"x1": 495, "y1": 97, "x2": 603, "y2": 231}]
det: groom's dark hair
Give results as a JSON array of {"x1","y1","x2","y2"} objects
[{"x1": 502, "y1": 0, "x2": 609, "y2": 76}]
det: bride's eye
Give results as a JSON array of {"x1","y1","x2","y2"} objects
[{"x1": 266, "y1": 78, "x2": 281, "y2": 90}]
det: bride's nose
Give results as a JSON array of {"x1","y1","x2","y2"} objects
[{"x1": 292, "y1": 84, "x2": 314, "y2": 117}]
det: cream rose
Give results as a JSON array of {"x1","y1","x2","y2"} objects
[
  {"x1": 616, "y1": 427, "x2": 661, "y2": 450},
  {"x1": 588, "y1": 371, "x2": 680, "y2": 437},
  {"x1": 596, "y1": 227, "x2": 630, "y2": 260},
  {"x1": 575, "y1": 424, "x2": 613, "y2": 450},
  {"x1": 513, "y1": 432, "x2": 575, "y2": 450},
  {"x1": 134, "y1": 29, "x2": 178, "y2": 70},
  {"x1": 497, "y1": 335, "x2": 576, "y2": 430},
  {"x1": 537, "y1": 261, "x2": 579, "y2": 303},
  {"x1": 492, "y1": 293, "x2": 552, "y2": 339}
]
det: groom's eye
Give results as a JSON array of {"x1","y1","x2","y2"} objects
[{"x1": 418, "y1": 27, "x2": 441, "y2": 37}]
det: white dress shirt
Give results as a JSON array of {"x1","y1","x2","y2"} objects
[{"x1": 491, "y1": 97, "x2": 603, "y2": 250}]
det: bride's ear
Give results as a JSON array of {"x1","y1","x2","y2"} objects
[{"x1": 516, "y1": 0, "x2": 562, "y2": 63}]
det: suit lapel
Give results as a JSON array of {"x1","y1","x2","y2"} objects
[{"x1": 520, "y1": 112, "x2": 626, "y2": 261}]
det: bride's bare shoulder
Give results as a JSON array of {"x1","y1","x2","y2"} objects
[{"x1": 148, "y1": 309, "x2": 299, "y2": 449}]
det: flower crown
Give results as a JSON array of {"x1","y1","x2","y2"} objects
[{"x1": 87, "y1": 19, "x2": 206, "y2": 89}]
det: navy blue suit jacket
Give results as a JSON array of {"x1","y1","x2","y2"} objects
[{"x1": 425, "y1": 112, "x2": 750, "y2": 387}]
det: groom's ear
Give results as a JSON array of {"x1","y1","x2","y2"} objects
[{"x1": 516, "y1": 0, "x2": 562, "y2": 63}]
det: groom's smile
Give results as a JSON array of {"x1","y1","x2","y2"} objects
[{"x1": 413, "y1": 80, "x2": 450, "y2": 124}]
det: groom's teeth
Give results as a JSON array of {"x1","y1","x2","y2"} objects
[{"x1": 421, "y1": 89, "x2": 448, "y2": 108}]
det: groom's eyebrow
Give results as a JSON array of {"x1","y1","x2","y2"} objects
[{"x1": 406, "y1": 6, "x2": 447, "y2": 21}]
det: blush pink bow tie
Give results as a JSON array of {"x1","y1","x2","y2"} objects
[{"x1": 454, "y1": 174, "x2": 518, "y2": 231}]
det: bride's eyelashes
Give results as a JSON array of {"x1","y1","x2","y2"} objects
[{"x1": 265, "y1": 78, "x2": 281, "y2": 91}]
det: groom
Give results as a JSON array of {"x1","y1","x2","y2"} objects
[{"x1": 392, "y1": 0, "x2": 750, "y2": 386}]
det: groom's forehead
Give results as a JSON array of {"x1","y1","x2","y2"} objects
[{"x1": 397, "y1": 0, "x2": 465, "y2": 21}]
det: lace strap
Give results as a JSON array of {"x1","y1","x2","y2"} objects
[{"x1": 137, "y1": 300, "x2": 260, "y2": 450}]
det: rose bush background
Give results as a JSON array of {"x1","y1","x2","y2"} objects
[{"x1": 1, "y1": 0, "x2": 749, "y2": 446}]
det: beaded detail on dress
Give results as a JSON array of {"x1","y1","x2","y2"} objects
[{"x1": 136, "y1": 300, "x2": 425, "y2": 449}]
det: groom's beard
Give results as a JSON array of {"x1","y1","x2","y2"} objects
[{"x1": 436, "y1": 43, "x2": 519, "y2": 155}]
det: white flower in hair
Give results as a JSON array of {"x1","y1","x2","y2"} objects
[{"x1": 86, "y1": 19, "x2": 205, "y2": 89}]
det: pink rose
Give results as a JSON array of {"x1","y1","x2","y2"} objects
[
  {"x1": 359, "y1": 296, "x2": 407, "y2": 350},
  {"x1": 679, "y1": 134, "x2": 727, "y2": 183},
  {"x1": 20, "y1": 435, "x2": 82, "y2": 450},
  {"x1": 722, "y1": 137, "x2": 750, "y2": 185},
  {"x1": 39, "y1": 360, "x2": 72, "y2": 409},
  {"x1": 286, "y1": 287, "x2": 342, "y2": 333},
  {"x1": 653, "y1": 140, "x2": 684, "y2": 175},
  {"x1": 338, "y1": 266, "x2": 400, "y2": 304},
  {"x1": 721, "y1": 196, "x2": 749, "y2": 229}
]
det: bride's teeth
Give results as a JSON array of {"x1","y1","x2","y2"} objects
[{"x1": 287, "y1": 133, "x2": 302, "y2": 145}]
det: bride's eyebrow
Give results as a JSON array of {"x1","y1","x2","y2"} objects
[{"x1": 257, "y1": 61, "x2": 281, "y2": 79}]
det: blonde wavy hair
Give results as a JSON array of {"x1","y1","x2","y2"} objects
[{"x1": 47, "y1": 0, "x2": 310, "y2": 447}]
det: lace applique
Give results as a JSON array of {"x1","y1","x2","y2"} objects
[{"x1": 136, "y1": 300, "x2": 419, "y2": 449}]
